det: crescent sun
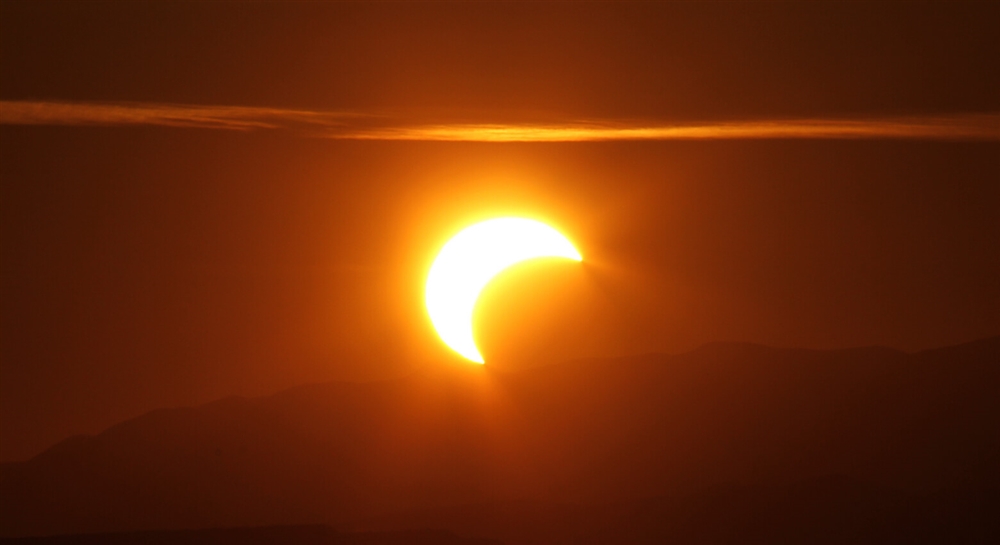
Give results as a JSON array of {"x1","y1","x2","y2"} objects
[{"x1": 425, "y1": 217, "x2": 583, "y2": 364}]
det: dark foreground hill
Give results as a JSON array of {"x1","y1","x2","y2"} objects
[
  {"x1": 2, "y1": 337, "x2": 998, "y2": 543},
  {"x1": 0, "y1": 526, "x2": 499, "y2": 545},
  {"x1": 361, "y1": 477, "x2": 999, "y2": 545}
]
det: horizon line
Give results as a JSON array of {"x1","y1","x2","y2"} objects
[{"x1": 2, "y1": 100, "x2": 998, "y2": 142}]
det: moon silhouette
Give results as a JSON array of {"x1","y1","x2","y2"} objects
[{"x1": 425, "y1": 217, "x2": 583, "y2": 363}]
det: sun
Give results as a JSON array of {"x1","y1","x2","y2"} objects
[{"x1": 425, "y1": 217, "x2": 582, "y2": 363}]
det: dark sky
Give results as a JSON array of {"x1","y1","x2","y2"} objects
[{"x1": 2, "y1": 1, "x2": 998, "y2": 462}]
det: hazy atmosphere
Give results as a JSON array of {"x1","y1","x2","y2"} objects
[{"x1": 1, "y1": 2, "x2": 998, "y2": 543}]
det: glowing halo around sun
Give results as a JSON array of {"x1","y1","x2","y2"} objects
[{"x1": 425, "y1": 218, "x2": 583, "y2": 364}]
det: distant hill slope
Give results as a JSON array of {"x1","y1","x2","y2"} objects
[{"x1": 2, "y1": 337, "x2": 998, "y2": 541}]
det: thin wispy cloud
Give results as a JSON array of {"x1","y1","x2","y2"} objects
[
  {"x1": 2, "y1": 100, "x2": 998, "y2": 142},
  {"x1": 0, "y1": 101, "x2": 368, "y2": 131},
  {"x1": 340, "y1": 116, "x2": 1000, "y2": 142}
]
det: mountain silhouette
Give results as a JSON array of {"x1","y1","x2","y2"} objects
[{"x1": 2, "y1": 338, "x2": 998, "y2": 543}]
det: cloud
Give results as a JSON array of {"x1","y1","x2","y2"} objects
[
  {"x1": 0, "y1": 101, "x2": 367, "y2": 131},
  {"x1": 2, "y1": 100, "x2": 998, "y2": 142},
  {"x1": 337, "y1": 116, "x2": 1000, "y2": 142}
]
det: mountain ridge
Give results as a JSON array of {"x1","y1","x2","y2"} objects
[
  {"x1": 2, "y1": 336, "x2": 998, "y2": 540},
  {"x1": 14, "y1": 335, "x2": 997, "y2": 468}
]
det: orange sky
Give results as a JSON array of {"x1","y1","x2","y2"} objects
[{"x1": 1, "y1": 1, "x2": 998, "y2": 462}]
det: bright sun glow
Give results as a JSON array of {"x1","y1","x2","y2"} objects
[{"x1": 426, "y1": 217, "x2": 582, "y2": 364}]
